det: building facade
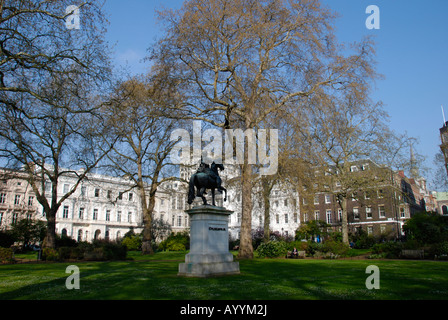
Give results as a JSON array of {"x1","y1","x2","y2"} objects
[
  {"x1": 51, "y1": 171, "x2": 144, "y2": 242},
  {"x1": 1, "y1": 158, "x2": 436, "y2": 244},
  {"x1": 0, "y1": 168, "x2": 38, "y2": 231}
]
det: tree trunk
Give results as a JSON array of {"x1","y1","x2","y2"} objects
[
  {"x1": 340, "y1": 197, "x2": 349, "y2": 245},
  {"x1": 238, "y1": 161, "x2": 254, "y2": 259},
  {"x1": 141, "y1": 207, "x2": 154, "y2": 255},
  {"x1": 263, "y1": 196, "x2": 270, "y2": 243},
  {"x1": 43, "y1": 212, "x2": 57, "y2": 248},
  {"x1": 141, "y1": 176, "x2": 158, "y2": 255}
]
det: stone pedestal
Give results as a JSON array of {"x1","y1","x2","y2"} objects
[{"x1": 178, "y1": 205, "x2": 240, "y2": 277}]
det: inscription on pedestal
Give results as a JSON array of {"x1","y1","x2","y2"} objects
[{"x1": 178, "y1": 205, "x2": 240, "y2": 277}]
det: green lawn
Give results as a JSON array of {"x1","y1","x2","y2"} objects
[{"x1": 0, "y1": 251, "x2": 447, "y2": 300}]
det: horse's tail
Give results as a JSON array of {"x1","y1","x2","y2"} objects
[{"x1": 187, "y1": 174, "x2": 196, "y2": 204}]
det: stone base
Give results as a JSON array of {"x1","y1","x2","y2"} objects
[
  {"x1": 177, "y1": 205, "x2": 240, "y2": 278},
  {"x1": 178, "y1": 261, "x2": 240, "y2": 278}
]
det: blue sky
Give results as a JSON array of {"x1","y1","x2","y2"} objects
[{"x1": 102, "y1": 0, "x2": 448, "y2": 188}]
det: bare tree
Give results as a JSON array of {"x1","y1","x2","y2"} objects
[
  {"x1": 291, "y1": 89, "x2": 418, "y2": 244},
  {"x1": 150, "y1": 0, "x2": 379, "y2": 258},
  {"x1": 103, "y1": 76, "x2": 182, "y2": 254},
  {"x1": 0, "y1": 1, "x2": 113, "y2": 248}
]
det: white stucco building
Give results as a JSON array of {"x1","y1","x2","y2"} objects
[{"x1": 1, "y1": 164, "x2": 300, "y2": 243}]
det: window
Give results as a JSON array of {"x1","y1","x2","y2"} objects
[
  {"x1": 12, "y1": 213, "x2": 18, "y2": 224},
  {"x1": 94, "y1": 188, "x2": 100, "y2": 197},
  {"x1": 378, "y1": 189, "x2": 384, "y2": 199},
  {"x1": 276, "y1": 214, "x2": 279, "y2": 224},
  {"x1": 364, "y1": 191, "x2": 371, "y2": 200},
  {"x1": 0, "y1": 193, "x2": 6, "y2": 204},
  {"x1": 338, "y1": 209, "x2": 342, "y2": 222},
  {"x1": 293, "y1": 212, "x2": 298, "y2": 223},
  {"x1": 63, "y1": 206, "x2": 69, "y2": 219},
  {"x1": 107, "y1": 190, "x2": 112, "y2": 199},
  {"x1": 367, "y1": 226, "x2": 373, "y2": 236},
  {"x1": 275, "y1": 200, "x2": 279, "y2": 208},
  {"x1": 177, "y1": 195, "x2": 182, "y2": 210},
  {"x1": 14, "y1": 195, "x2": 20, "y2": 205},
  {"x1": 366, "y1": 206, "x2": 372, "y2": 219},
  {"x1": 79, "y1": 208, "x2": 84, "y2": 220},
  {"x1": 93, "y1": 209, "x2": 98, "y2": 220},
  {"x1": 380, "y1": 224, "x2": 386, "y2": 234},
  {"x1": 128, "y1": 212, "x2": 132, "y2": 223},
  {"x1": 80, "y1": 186, "x2": 86, "y2": 196},
  {"x1": 351, "y1": 192, "x2": 358, "y2": 201},
  {"x1": 117, "y1": 211, "x2": 121, "y2": 222},
  {"x1": 63, "y1": 184, "x2": 70, "y2": 193},
  {"x1": 284, "y1": 199, "x2": 288, "y2": 207},
  {"x1": 106, "y1": 210, "x2": 110, "y2": 222},
  {"x1": 378, "y1": 205, "x2": 386, "y2": 218},
  {"x1": 325, "y1": 194, "x2": 331, "y2": 204},
  {"x1": 314, "y1": 195, "x2": 319, "y2": 204},
  {"x1": 28, "y1": 196, "x2": 34, "y2": 206},
  {"x1": 314, "y1": 210, "x2": 319, "y2": 221},
  {"x1": 0, "y1": 212, "x2": 3, "y2": 225},
  {"x1": 118, "y1": 192, "x2": 123, "y2": 200},
  {"x1": 284, "y1": 214, "x2": 288, "y2": 223},
  {"x1": 350, "y1": 165, "x2": 358, "y2": 172},
  {"x1": 326, "y1": 210, "x2": 332, "y2": 224},
  {"x1": 353, "y1": 207, "x2": 359, "y2": 219},
  {"x1": 400, "y1": 207, "x2": 406, "y2": 218},
  {"x1": 303, "y1": 212, "x2": 308, "y2": 222},
  {"x1": 128, "y1": 193, "x2": 133, "y2": 201},
  {"x1": 177, "y1": 215, "x2": 182, "y2": 227}
]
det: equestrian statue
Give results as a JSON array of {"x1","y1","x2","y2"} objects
[{"x1": 187, "y1": 160, "x2": 227, "y2": 206}]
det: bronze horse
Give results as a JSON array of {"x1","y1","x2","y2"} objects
[{"x1": 187, "y1": 162, "x2": 227, "y2": 206}]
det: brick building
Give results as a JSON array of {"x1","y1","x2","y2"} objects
[{"x1": 300, "y1": 160, "x2": 430, "y2": 240}]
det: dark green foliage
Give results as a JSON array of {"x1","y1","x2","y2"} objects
[
  {"x1": 403, "y1": 212, "x2": 448, "y2": 244},
  {"x1": 371, "y1": 242, "x2": 402, "y2": 259},
  {"x1": 159, "y1": 231, "x2": 190, "y2": 251},
  {"x1": 255, "y1": 241, "x2": 288, "y2": 258}
]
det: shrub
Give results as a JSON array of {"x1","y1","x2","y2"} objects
[
  {"x1": 0, "y1": 231, "x2": 15, "y2": 248},
  {"x1": 371, "y1": 242, "x2": 402, "y2": 259},
  {"x1": 323, "y1": 241, "x2": 350, "y2": 257},
  {"x1": 101, "y1": 242, "x2": 127, "y2": 260},
  {"x1": 84, "y1": 240, "x2": 127, "y2": 261},
  {"x1": 159, "y1": 232, "x2": 190, "y2": 251},
  {"x1": 305, "y1": 242, "x2": 324, "y2": 256},
  {"x1": 42, "y1": 248, "x2": 59, "y2": 261},
  {"x1": 0, "y1": 247, "x2": 13, "y2": 263},
  {"x1": 58, "y1": 247, "x2": 73, "y2": 260},
  {"x1": 121, "y1": 235, "x2": 142, "y2": 251},
  {"x1": 429, "y1": 241, "x2": 448, "y2": 259},
  {"x1": 255, "y1": 240, "x2": 288, "y2": 258}
]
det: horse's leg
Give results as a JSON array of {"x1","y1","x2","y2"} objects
[
  {"x1": 222, "y1": 187, "x2": 227, "y2": 202},
  {"x1": 199, "y1": 187, "x2": 207, "y2": 205},
  {"x1": 211, "y1": 188, "x2": 215, "y2": 206}
]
